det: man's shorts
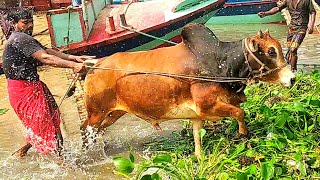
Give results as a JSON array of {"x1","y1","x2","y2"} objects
[{"x1": 286, "y1": 27, "x2": 306, "y2": 49}]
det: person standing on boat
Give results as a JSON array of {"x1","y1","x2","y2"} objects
[
  {"x1": 2, "y1": 7, "x2": 95, "y2": 158},
  {"x1": 258, "y1": 0, "x2": 316, "y2": 72}
]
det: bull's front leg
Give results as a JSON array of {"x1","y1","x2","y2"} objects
[
  {"x1": 192, "y1": 120, "x2": 203, "y2": 158},
  {"x1": 80, "y1": 113, "x2": 105, "y2": 149}
]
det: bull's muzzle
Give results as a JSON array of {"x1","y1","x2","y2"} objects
[
  {"x1": 279, "y1": 66, "x2": 295, "y2": 87},
  {"x1": 290, "y1": 77, "x2": 296, "y2": 86}
]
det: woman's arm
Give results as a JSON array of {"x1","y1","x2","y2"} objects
[
  {"x1": 32, "y1": 49, "x2": 85, "y2": 73},
  {"x1": 45, "y1": 48, "x2": 96, "y2": 62}
]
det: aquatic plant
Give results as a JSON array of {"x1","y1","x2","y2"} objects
[{"x1": 113, "y1": 70, "x2": 320, "y2": 179}]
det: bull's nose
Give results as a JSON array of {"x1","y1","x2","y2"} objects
[{"x1": 290, "y1": 77, "x2": 296, "y2": 86}]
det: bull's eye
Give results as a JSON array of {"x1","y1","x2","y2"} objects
[{"x1": 268, "y1": 47, "x2": 276, "y2": 57}]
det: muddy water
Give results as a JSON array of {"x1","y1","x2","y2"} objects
[{"x1": 0, "y1": 17, "x2": 320, "y2": 179}]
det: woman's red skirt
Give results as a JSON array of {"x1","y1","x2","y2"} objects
[{"x1": 7, "y1": 80, "x2": 61, "y2": 155}]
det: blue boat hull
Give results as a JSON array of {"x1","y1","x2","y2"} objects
[
  {"x1": 207, "y1": 0, "x2": 285, "y2": 24},
  {"x1": 215, "y1": 1, "x2": 277, "y2": 16}
]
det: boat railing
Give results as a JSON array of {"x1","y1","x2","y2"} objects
[
  {"x1": 47, "y1": 0, "x2": 147, "y2": 50},
  {"x1": 47, "y1": 0, "x2": 113, "y2": 49}
]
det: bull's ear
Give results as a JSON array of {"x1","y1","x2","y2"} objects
[
  {"x1": 248, "y1": 38, "x2": 259, "y2": 52},
  {"x1": 257, "y1": 30, "x2": 264, "y2": 38}
]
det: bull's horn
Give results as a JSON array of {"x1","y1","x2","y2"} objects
[
  {"x1": 258, "y1": 30, "x2": 263, "y2": 38},
  {"x1": 265, "y1": 29, "x2": 270, "y2": 34}
]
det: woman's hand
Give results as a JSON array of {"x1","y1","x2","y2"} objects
[
  {"x1": 73, "y1": 62, "x2": 86, "y2": 73},
  {"x1": 69, "y1": 55, "x2": 96, "y2": 63}
]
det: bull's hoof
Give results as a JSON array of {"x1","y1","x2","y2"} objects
[
  {"x1": 238, "y1": 133, "x2": 250, "y2": 139},
  {"x1": 81, "y1": 135, "x2": 97, "y2": 151},
  {"x1": 264, "y1": 96, "x2": 282, "y2": 106},
  {"x1": 81, "y1": 138, "x2": 97, "y2": 151}
]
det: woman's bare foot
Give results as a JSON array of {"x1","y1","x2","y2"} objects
[
  {"x1": 12, "y1": 143, "x2": 32, "y2": 158},
  {"x1": 53, "y1": 154, "x2": 65, "y2": 166}
]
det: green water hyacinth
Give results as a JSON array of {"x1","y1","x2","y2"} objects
[
  {"x1": 0, "y1": 108, "x2": 8, "y2": 115},
  {"x1": 113, "y1": 70, "x2": 320, "y2": 180}
]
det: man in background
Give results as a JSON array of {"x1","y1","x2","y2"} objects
[{"x1": 258, "y1": 0, "x2": 316, "y2": 72}]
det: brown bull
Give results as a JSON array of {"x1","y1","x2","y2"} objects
[{"x1": 81, "y1": 23, "x2": 295, "y2": 156}]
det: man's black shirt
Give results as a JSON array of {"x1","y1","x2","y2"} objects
[{"x1": 278, "y1": 0, "x2": 316, "y2": 30}]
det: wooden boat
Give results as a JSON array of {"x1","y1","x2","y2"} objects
[
  {"x1": 47, "y1": 0, "x2": 225, "y2": 57},
  {"x1": 207, "y1": 0, "x2": 285, "y2": 24},
  {"x1": 22, "y1": 0, "x2": 71, "y2": 11}
]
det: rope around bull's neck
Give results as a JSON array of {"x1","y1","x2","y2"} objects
[
  {"x1": 85, "y1": 66, "x2": 248, "y2": 83},
  {"x1": 243, "y1": 38, "x2": 289, "y2": 79}
]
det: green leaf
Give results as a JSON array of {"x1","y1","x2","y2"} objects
[
  {"x1": 245, "y1": 149, "x2": 255, "y2": 157},
  {"x1": 141, "y1": 174, "x2": 152, "y2": 180},
  {"x1": 246, "y1": 164, "x2": 257, "y2": 175},
  {"x1": 306, "y1": 157, "x2": 316, "y2": 165},
  {"x1": 199, "y1": 129, "x2": 206, "y2": 139},
  {"x1": 129, "y1": 151, "x2": 135, "y2": 163},
  {"x1": 237, "y1": 172, "x2": 247, "y2": 180},
  {"x1": 293, "y1": 151, "x2": 302, "y2": 161},
  {"x1": 283, "y1": 128, "x2": 294, "y2": 140},
  {"x1": 309, "y1": 99, "x2": 320, "y2": 107},
  {"x1": 292, "y1": 101, "x2": 306, "y2": 112},
  {"x1": 195, "y1": 177, "x2": 207, "y2": 180},
  {"x1": 260, "y1": 162, "x2": 274, "y2": 180},
  {"x1": 112, "y1": 157, "x2": 135, "y2": 175},
  {"x1": 275, "y1": 113, "x2": 288, "y2": 128},
  {"x1": 177, "y1": 159, "x2": 186, "y2": 168},
  {"x1": 217, "y1": 172, "x2": 229, "y2": 180},
  {"x1": 307, "y1": 124, "x2": 314, "y2": 132},
  {"x1": 261, "y1": 105, "x2": 273, "y2": 117},
  {"x1": 151, "y1": 173, "x2": 161, "y2": 180},
  {"x1": 235, "y1": 143, "x2": 246, "y2": 154},
  {"x1": 296, "y1": 162, "x2": 307, "y2": 176},
  {"x1": 0, "y1": 108, "x2": 8, "y2": 115},
  {"x1": 274, "y1": 167, "x2": 283, "y2": 176},
  {"x1": 153, "y1": 154, "x2": 172, "y2": 164},
  {"x1": 278, "y1": 177, "x2": 293, "y2": 180}
]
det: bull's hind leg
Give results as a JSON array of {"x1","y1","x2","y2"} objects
[
  {"x1": 192, "y1": 120, "x2": 203, "y2": 158},
  {"x1": 213, "y1": 101, "x2": 247, "y2": 136}
]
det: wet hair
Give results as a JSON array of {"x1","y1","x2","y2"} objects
[{"x1": 5, "y1": 7, "x2": 33, "y2": 23}]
